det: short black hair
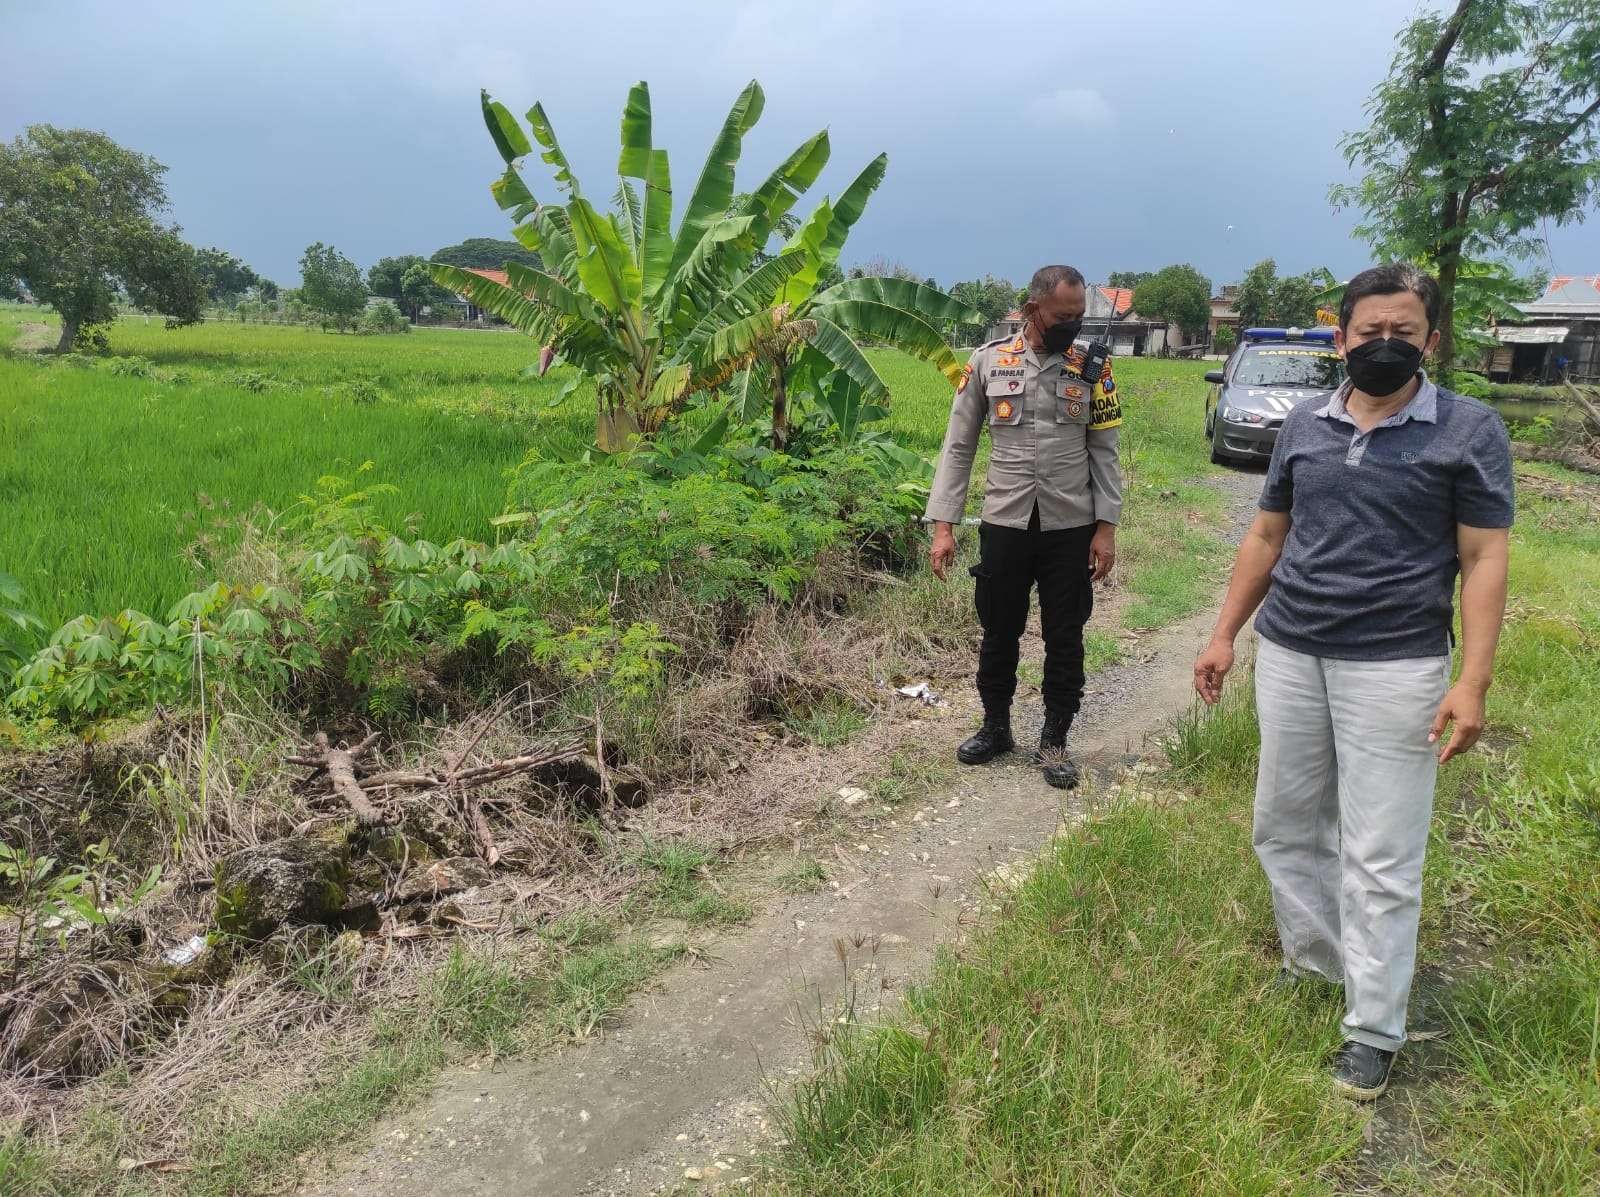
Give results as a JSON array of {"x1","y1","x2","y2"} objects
[
  {"x1": 1339, "y1": 263, "x2": 1441, "y2": 332},
  {"x1": 1028, "y1": 264, "x2": 1086, "y2": 302}
]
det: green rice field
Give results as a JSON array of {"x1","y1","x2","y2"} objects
[{"x1": 0, "y1": 306, "x2": 1215, "y2": 630}]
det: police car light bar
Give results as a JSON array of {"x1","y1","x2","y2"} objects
[{"x1": 1242, "y1": 326, "x2": 1336, "y2": 343}]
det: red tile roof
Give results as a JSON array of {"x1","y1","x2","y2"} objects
[
  {"x1": 1097, "y1": 286, "x2": 1134, "y2": 316},
  {"x1": 1545, "y1": 275, "x2": 1600, "y2": 295},
  {"x1": 464, "y1": 268, "x2": 510, "y2": 286}
]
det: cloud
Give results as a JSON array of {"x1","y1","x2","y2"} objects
[{"x1": 1027, "y1": 88, "x2": 1113, "y2": 127}]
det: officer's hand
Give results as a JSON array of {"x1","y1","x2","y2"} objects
[
  {"x1": 1089, "y1": 523, "x2": 1117, "y2": 581},
  {"x1": 930, "y1": 525, "x2": 957, "y2": 581},
  {"x1": 1194, "y1": 639, "x2": 1234, "y2": 706}
]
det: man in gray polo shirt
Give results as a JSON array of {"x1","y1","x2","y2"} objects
[{"x1": 1194, "y1": 263, "x2": 1513, "y2": 1100}]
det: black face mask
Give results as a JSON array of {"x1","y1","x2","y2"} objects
[
  {"x1": 1037, "y1": 316, "x2": 1083, "y2": 355},
  {"x1": 1345, "y1": 337, "x2": 1424, "y2": 397}
]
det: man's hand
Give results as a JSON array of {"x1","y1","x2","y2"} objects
[
  {"x1": 1089, "y1": 522, "x2": 1117, "y2": 581},
  {"x1": 1430, "y1": 682, "x2": 1486, "y2": 764},
  {"x1": 1194, "y1": 638, "x2": 1235, "y2": 706},
  {"x1": 930, "y1": 523, "x2": 957, "y2": 581}
]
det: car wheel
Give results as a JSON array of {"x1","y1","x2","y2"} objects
[{"x1": 1211, "y1": 447, "x2": 1228, "y2": 466}]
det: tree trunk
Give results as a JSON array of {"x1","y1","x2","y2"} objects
[
  {"x1": 771, "y1": 355, "x2": 789, "y2": 451},
  {"x1": 1435, "y1": 252, "x2": 1460, "y2": 376},
  {"x1": 55, "y1": 319, "x2": 77, "y2": 353}
]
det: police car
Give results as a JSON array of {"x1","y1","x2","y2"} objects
[{"x1": 1203, "y1": 328, "x2": 1347, "y2": 465}]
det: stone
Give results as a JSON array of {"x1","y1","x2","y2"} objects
[
  {"x1": 389, "y1": 856, "x2": 493, "y2": 904},
  {"x1": 214, "y1": 837, "x2": 350, "y2": 940}
]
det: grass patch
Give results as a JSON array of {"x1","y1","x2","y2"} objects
[
  {"x1": 776, "y1": 855, "x2": 829, "y2": 894},
  {"x1": 635, "y1": 836, "x2": 752, "y2": 928},
  {"x1": 782, "y1": 695, "x2": 870, "y2": 747},
  {"x1": 1083, "y1": 628, "x2": 1124, "y2": 673},
  {"x1": 866, "y1": 747, "x2": 953, "y2": 807},
  {"x1": 769, "y1": 780, "x2": 1362, "y2": 1194}
]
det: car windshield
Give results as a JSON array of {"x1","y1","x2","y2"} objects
[{"x1": 1231, "y1": 346, "x2": 1346, "y2": 388}]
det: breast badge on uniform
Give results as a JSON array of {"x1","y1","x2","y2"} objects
[
  {"x1": 995, "y1": 399, "x2": 1015, "y2": 420},
  {"x1": 995, "y1": 353, "x2": 1022, "y2": 367},
  {"x1": 1064, "y1": 384, "x2": 1084, "y2": 398},
  {"x1": 1067, "y1": 399, "x2": 1084, "y2": 418}
]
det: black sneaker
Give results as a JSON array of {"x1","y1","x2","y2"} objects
[
  {"x1": 1332, "y1": 1040, "x2": 1395, "y2": 1100},
  {"x1": 1034, "y1": 714, "x2": 1079, "y2": 790},
  {"x1": 957, "y1": 717, "x2": 1014, "y2": 765}
]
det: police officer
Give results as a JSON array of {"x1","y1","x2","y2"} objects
[{"x1": 927, "y1": 265, "x2": 1123, "y2": 788}]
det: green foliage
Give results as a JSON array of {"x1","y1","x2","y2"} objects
[
  {"x1": 194, "y1": 246, "x2": 259, "y2": 304},
  {"x1": 1331, "y1": 0, "x2": 1600, "y2": 369},
  {"x1": 0, "y1": 572, "x2": 45, "y2": 677},
  {"x1": 0, "y1": 124, "x2": 205, "y2": 349},
  {"x1": 1130, "y1": 263, "x2": 1211, "y2": 342},
  {"x1": 366, "y1": 253, "x2": 425, "y2": 300},
  {"x1": 429, "y1": 236, "x2": 543, "y2": 271},
  {"x1": 298, "y1": 242, "x2": 368, "y2": 331},
  {"x1": 357, "y1": 299, "x2": 410, "y2": 335},
  {"x1": 1212, "y1": 324, "x2": 1237, "y2": 354},
  {"x1": 1233, "y1": 258, "x2": 1324, "y2": 330},
  {"x1": 1107, "y1": 270, "x2": 1154, "y2": 290},
  {"x1": 436, "y1": 80, "x2": 976, "y2": 447},
  {"x1": 0, "y1": 837, "x2": 162, "y2": 981},
  {"x1": 947, "y1": 274, "x2": 1017, "y2": 344}
]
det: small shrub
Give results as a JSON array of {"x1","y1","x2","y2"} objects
[
  {"x1": 105, "y1": 355, "x2": 156, "y2": 378},
  {"x1": 1444, "y1": 369, "x2": 1492, "y2": 399},
  {"x1": 341, "y1": 376, "x2": 385, "y2": 404},
  {"x1": 358, "y1": 300, "x2": 411, "y2": 336},
  {"x1": 230, "y1": 370, "x2": 278, "y2": 393},
  {"x1": 1212, "y1": 325, "x2": 1237, "y2": 355}
]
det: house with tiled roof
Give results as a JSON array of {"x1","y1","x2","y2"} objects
[{"x1": 1487, "y1": 274, "x2": 1600, "y2": 383}]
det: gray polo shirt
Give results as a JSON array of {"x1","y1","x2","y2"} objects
[{"x1": 1255, "y1": 373, "x2": 1514, "y2": 661}]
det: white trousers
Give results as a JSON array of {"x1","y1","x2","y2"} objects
[{"x1": 1252, "y1": 637, "x2": 1450, "y2": 1051}]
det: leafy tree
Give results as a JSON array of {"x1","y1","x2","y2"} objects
[
  {"x1": 1233, "y1": 259, "x2": 1278, "y2": 331},
  {"x1": 429, "y1": 237, "x2": 543, "y2": 271},
  {"x1": 1234, "y1": 258, "x2": 1323, "y2": 330},
  {"x1": 0, "y1": 125, "x2": 204, "y2": 351},
  {"x1": 434, "y1": 81, "x2": 976, "y2": 450},
  {"x1": 1212, "y1": 324, "x2": 1237, "y2": 355},
  {"x1": 298, "y1": 242, "x2": 367, "y2": 331},
  {"x1": 194, "y1": 247, "x2": 259, "y2": 303},
  {"x1": 1332, "y1": 0, "x2": 1600, "y2": 369},
  {"x1": 367, "y1": 254, "x2": 424, "y2": 301},
  {"x1": 949, "y1": 274, "x2": 1019, "y2": 343},
  {"x1": 1130, "y1": 263, "x2": 1211, "y2": 342},
  {"x1": 257, "y1": 278, "x2": 279, "y2": 302},
  {"x1": 1107, "y1": 270, "x2": 1154, "y2": 290},
  {"x1": 399, "y1": 261, "x2": 453, "y2": 318}
]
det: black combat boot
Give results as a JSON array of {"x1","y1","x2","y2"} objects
[
  {"x1": 1035, "y1": 713, "x2": 1080, "y2": 790},
  {"x1": 1331, "y1": 1040, "x2": 1396, "y2": 1100},
  {"x1": 957, "y1": 712, "x2": 1014, "y2": 765}
]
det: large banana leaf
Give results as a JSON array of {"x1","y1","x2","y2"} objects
[
  {"x1": 614, "y1": 180, "x2": 643, "y2": 253},
  {"x1": 491, "y1": 168, "x2": 536, "y2": 221},
  {"x1": 640, "y1": 149, "x2": 673, "y2": 301},
  {"x1": 812, "y1": 276, "x2": 979, "y2": 325},
  {"x1": 617, "y1": 81, "x2": 652, "y2": 178},
  {"x1": 663, "y1": 80, "x2": 764, "y2": 287},
  {"x1": 428, "y1": 263, "x2": 620, "y2": 374},
  {"x1": 481, "y1": 90, "x2": 530, "y2": 164},
  {"x1": 809, "y1": 298, "x2": 963, "y2": 383},
  {"x1": 679, "y1": 252, "x2": 808, "y2": 359},
  {"x1": 817, "y1": 154, "x2": 887, "y2": 276},
  {"x1": 805, "y1": 314, "x2": 888, "y2": 399},
  {"x1": 731, "y1": 362, "x2": 772, "y2": 422},
  {"x1": 567, "y1": 197, "x2": 642, "y2": 313},
  {"x1": 526, "y1": 101, "x2": 580, "y2": 195},
  {"x1": 776, "y1": 199, "x2": 834, "y2": 308},
  {"x1": 656, "y1": 215, "x2": 756, "y2": 326},
  {"x1": 503, "y1": 262, "x2": 605, "y2": 323},
  {"x1": 733, "y1": 130, "x2": 830, "y2": 268}
]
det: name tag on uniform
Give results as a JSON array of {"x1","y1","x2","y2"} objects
[{"x1": 989, "y1": 366, "x2": 1025, "y2": 378}]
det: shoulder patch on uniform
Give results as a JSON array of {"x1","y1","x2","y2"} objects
[{"x1": 1090, "y1": 360, "x2": 1122, "y2": 430}]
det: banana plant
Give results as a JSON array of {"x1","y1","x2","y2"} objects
[{"x1": 431, "y1": 80, "x2": 978, "y2": 450}]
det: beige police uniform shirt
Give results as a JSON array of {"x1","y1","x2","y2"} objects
[{"x1": 925, "y1": 332, "x2": 1124, "y2": 530}]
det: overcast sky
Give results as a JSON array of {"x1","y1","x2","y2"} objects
[{"x1": 3, "y1": 0, "x2": 1595, "y2": 291}]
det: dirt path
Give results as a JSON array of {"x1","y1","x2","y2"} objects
[{"x1": 302, "y1": 473, "x2": 1263, "y2": 1197}]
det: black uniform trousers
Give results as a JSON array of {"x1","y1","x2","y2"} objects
[{"x1": 968, "y1": 508, "x2": 1095, "y2": 723}]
